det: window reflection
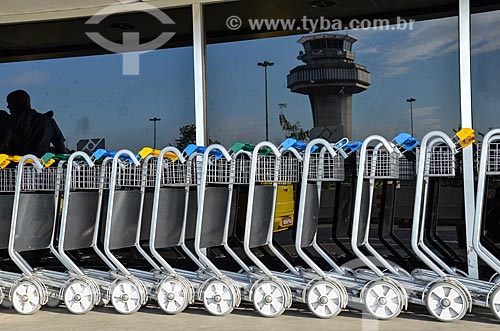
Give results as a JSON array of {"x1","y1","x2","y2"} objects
[
  {"x1": 0, "y1": 48, "x2": 195, "y2": 152},
  {"x1": 207, "y1": 17, "x2": 460, "y2": 145}
]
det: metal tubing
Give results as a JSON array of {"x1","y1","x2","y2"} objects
[
  {"x1": 8, "y1": 154, "x2": 43, "y2": 276},
  {"x1": 148, "y1": 147, "x2": 186, "y2": 274},
  {"x1": 103, "y1": 150, "x2": 141, "y2": 276}
]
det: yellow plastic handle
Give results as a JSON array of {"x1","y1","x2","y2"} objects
[
  {"x1": 138, "y1": 147, "x2": 179, "y2": 162},
  {"x1": 43, "y1": 159, "x2": 56, "y2": 168},
  {"x1": 138, "y1": 147, "x2": 155, "y2": 159},
  {"x1": 164, "y1": 152, "x2": 179, "y2": 162},
  {"x1": 455, "y1": 128, "x2": 475, "y2": 148}
]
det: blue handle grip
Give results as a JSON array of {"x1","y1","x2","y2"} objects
[
  {"x1": 280, "y1": 138, "x2": 317, "y2": 153},
  {"x1": 343, "y1": 141, "x2": 362, "y2": 153},
  {"x1": 280, "y1": 138, "x2": 298, "y2": 151},
  {"x1": 184, "y1": 144, "x2": 207, "y2": 157},
  {"x1": 92, "y1": 149, "x2": 135, "y2": 163},
  {"x1": 393, "y1": 132, "x2": 420, "y2": 151}
]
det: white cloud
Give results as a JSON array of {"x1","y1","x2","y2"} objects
[
  {"x1": 471, "y1": 10, "x2": 500, "y2": 56},
  {"x1": 2, "y1": 70, "x2": 50, "y2": 86},
  {"x1": 372, "y1": 11, "x2": 500, "y2": 77},
  {"x1": 380, "y1": 66, "x2": 410, "y2": 78},
  {"x1": 357, "y1": 47, "x2": 379, "y2": 54},
  {"x1": 411, "y1": 106, "x2": 441, "y2": 118}
]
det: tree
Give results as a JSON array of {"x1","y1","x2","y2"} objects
[
  {"x1": 175, "y1": 123, "x2": 219, "y2": 149},
  {"x1": 278, "y1": 111, "x2": 310, "y2": 141}
]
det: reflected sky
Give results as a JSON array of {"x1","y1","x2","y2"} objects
[{"x1": 0, "y1": 11, "x2": 499, "y2": 151}]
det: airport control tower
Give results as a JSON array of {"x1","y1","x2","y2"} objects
[{"x1": 287, "y1": 34, "x2": 370, "y2": 140}]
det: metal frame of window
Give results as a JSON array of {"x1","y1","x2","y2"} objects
[{"x1": 458, "y1": 0, "x2": 478, "y2": 277}]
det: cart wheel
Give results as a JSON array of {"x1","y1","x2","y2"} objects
[
  {"x1": 111, "y1": 280, "x2": 142, "y2": 315},
  {"x1": 45, "y1": 297, "x2": 61, "y2": 308},
  {"x1": 252, "y1": 280, "x2": 286, "y2": 318},
  {"x1": 306, "y1": 280, "x2": 343, "y2": 319},
  {"x1": 157, "y1": 278, "x2": 189, "y2": 315},
  {"x1": 489, "y1": 286, "x2": 500, "y2": 320},
  {"x1": 425, "y1": 282, "x2": 468, "y2": 322},
  {"x1": 11, "y1": 281, "x2": 42, "y2": 315},
  {"x1": 64, "y1": 280, "x2": 94, "y2": 315},
  {"x1": 364, "y1": 280, "x2": 402, "y2": 320},
  {"x1": 202, "y1": 280, "x2": 234, "y2": 316}
]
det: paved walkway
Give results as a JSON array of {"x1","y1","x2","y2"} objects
[{"x1": 1, "y1": 303, "x2": 499, "y2": 331}]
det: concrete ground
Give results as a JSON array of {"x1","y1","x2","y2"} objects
[{"x1": 1, "y1": 303, "x2": 499, "y2": 331}]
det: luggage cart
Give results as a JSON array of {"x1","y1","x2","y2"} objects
[
  {"x1": 5, "y1": 154, "x2": 100, "y2": 314},
  {"x1": 474, "y1": 128, "x2": 500, "y2": 319},
  {"x1": 0, "y1": 155, "x2": 26, "y2": 309},
  {"x1": 292, "y1": 137, "x2": 409, "y2": 319},
  {"x1": 236, "y1": 141, "x2": 349, "y2": 317},
  {"x1": 146, "y1": 145, "x2": 249, "y2": 316},
  {"x1": 375, "y1": 134, "x2": 421, "y2": 271},
  {"x1": 57, "y1": 151, "x2": 160, "y2": 315},
  {"x1": 351, "y1": 134, "x2": 472, "y2": 322},
  {"x1": 409, "y1": 129, "x2": 500, "y2": 321},
  {"x1": 192, "y1": 143, "x2": 314, "y2": 317},
  {"x1": 98, "y1": 149, "x2": 193, "y2": 314},
  {"x1": 56, "y1": 150, "x2": 164, "y2": 314},
  {"x1": 190, "y1": 144, "x2": 255, "y2": 316},
  {"x1": 144, "y1": 144, "x2": 238, "y2": 316},
  {"x1": 128, "y1": 146, "x2": 197, "y2": 314}
]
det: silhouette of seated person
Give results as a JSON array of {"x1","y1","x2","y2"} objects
[
  {"x1": 7, "y1": 90, "x2": 67, "y2": 157},
  {"x1": 485, "y1": 186, "x2": 500, "y2": 244}
]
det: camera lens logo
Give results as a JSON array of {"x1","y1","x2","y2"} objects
[{"x1": 86, "y1": 3, "x2": 175, "y2": 75}]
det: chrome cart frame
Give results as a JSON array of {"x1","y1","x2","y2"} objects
[
  {"x1": 293, "y1": 137, "x2": 409, "y2": 319},
  {"x1": 351, "y1": 134, "x2": 473, "y2": 322}
]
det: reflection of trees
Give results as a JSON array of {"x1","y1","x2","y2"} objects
[
  {"x1": 174, "y1": 123, "x2": 219, "y2": 149},
  {"x1": 278, "y1": 111, "x2": 310, "y2": 141}
]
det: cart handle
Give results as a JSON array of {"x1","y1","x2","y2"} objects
[
  {"x1": 393, "y1": 132, "x2": 420, "y2": 151},
  {"x1": 333, "y1": 137, "x2": 350, "y2": 150},
  {"x1": 183, "y1": 144, "x2": 207, "y2": 157},
  {"x1": 454, "y1": 128, "x2": 475, "y2": 149},
  {"x1": 229, "y1": 142, "x2": 255, "y2": 154},
  {"x1": 112, "y1": 149, "x2": 141, "y2": 166},
  {"x1": 306, "y1": 138, "x2": 338, "y2": 157},
  {"x1": 280, "y1": 138, "x2": 318, "y2": 153},
  {"x1": 0, "y1": 154, "x2": 23, "y2": 168},
  {"x1": 203, "y1": 144, "x2": 231, "y2": 161},
  {"x1": 157, "y1": 146, "x2": 185, "y2": 164},
  {"x1": 253, "y1": 141, "x2": 282, "y2": 158},
  {"x1": 41, "y1": 152, "x2": 72, "y2": 168},
  {"x1": 137, "y1": 147, "x2": 180, "y2": 162},
  {"x1": 92, "y1": 148, "x2": 138, "y2": 163},
  {"x1": 342, "y1": 141, "x2": 362, "y2": 154},
  {"x1": 17, "y1": 154, "x2": 43, "y2": 171}
]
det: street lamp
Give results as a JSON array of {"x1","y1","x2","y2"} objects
[
  {"x1": 258, "y1": 61, "x2": 274, "y2": 141},
  {"x1": 406, "y1": 98, "x2": 416, "y2": 136},
  {"x1": 149, "y1": 117, "x2": 161, "y2": 149}
]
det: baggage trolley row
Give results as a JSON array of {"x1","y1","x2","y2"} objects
[{"x1": 0, "y1": 128, "x2": 499, "y2": 323}]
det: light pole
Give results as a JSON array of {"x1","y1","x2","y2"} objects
[
  {"x1": 149, "y1": 117, "x2": 161, "y2": 149},
  {"x1": 258, "y1": 61, "x2": 274, "y2": 141},
  {"x1": 406, "y1": 98, "x2": 416, "y2": 136}
]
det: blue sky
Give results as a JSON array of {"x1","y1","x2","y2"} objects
[{"x1": 0, "y1": 10, "x2": 499, "y2": 151}]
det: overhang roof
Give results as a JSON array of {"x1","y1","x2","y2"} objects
[{"x1": 0, "y1": 0, "x2": 498, "y2": 63}]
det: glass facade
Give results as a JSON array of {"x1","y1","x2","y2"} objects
[
  {"x1": 0, "y1": 48, "x2": 195, "y2": 152},
  {"x1": 205, "y1": 14, "x2": 461, "y2": 146}
]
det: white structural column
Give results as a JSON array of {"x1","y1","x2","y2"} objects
[
  {"x1": 459, "y1": 0, "x2": 478, "y2": 278},
  {"x1": 192, "y1": 1, "x2": 208, "y2": 146}
]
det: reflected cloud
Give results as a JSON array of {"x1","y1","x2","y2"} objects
[
  {"x1": 411, "y1": 106, "x2": 440, "y2": 117},
  {"x1": 1, "y1": 70, "x2": 50, "y2": 86}
]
